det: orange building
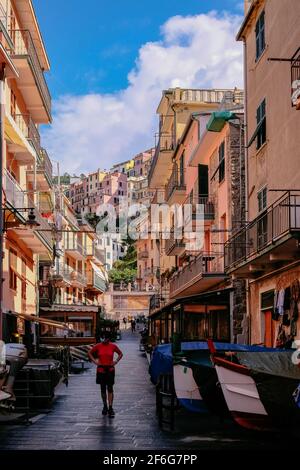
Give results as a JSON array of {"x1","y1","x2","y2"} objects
[{"x1": 224, "y1": 0, "x2": 300, "y2": 347}]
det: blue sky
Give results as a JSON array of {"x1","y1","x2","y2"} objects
[
  {"x1": 35, "y1": 1, "x2": 244, "y2": 173},
  {"x1": 35, "y1": 0, "x2": 242, "y2": 98}
]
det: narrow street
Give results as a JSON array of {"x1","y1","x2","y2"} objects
[{"x1": 0, "y1": 332, "x2": 297, "y2": 451}]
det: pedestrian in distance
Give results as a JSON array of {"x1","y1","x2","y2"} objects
[
  {"x1": 131, "y1": 319, "x2": 136, "y2": 332},
  {"x1": 88, "y1": 331, "x2": 123, "y2": 418}
]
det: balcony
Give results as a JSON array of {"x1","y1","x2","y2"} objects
[
  {"x1": 169, "y1": 252, "x2": 227, "y2": 298},
  {"x1": 27, "y1": 148, "x2": 53, "y2": 190},
  {"x1": 64, "y1": 237, "x2": 86, "y2": 260},
  {"x1": 165, "y1": 227, "x2": 185, "y2": 256},
  {"x1": 224, "y1": 191, "x2": 300, "y2": 276},
  {"x1": 86, "y1": 244, "x2": 106, "y2": 266},
  {"x1": 70, "y1": 270, "x2": 87, "y2": 288},
  {"x1": 4, "y1": 169, "x2": 53, "y2": 254},
  {"x1": 14, "y1": 113, "x2": 41, "y2": 155},
  {"x1": 138, "y1": 249, "x2": 149, "y2": 260},
  {"x1": 50, "y1": 262, "x2": 72, "y2": 286},
  {"x1": 165, "y1": 164, "x2": 186, "y2": 205},
  {"x1": 5, "y1": 113, "x2": 40, "y2": 162},
  {"x1": 87, "y1": 270, "x2": 107, "y2": 293},
  {"x1": 10, "y1": 29, "x2": 51, "y2": 123},
  {"x1": 148, "y1": 133, "x2": 175, "y2": 189},
  {"x1": 184, "y1": 194, "x2": 215, "y2": 224}
]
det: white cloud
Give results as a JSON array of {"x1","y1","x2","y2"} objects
[{"x1": 43, "y1": 11, "x2": 243, "y2": 174}]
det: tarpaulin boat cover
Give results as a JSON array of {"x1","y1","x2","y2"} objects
[
  {"x1": 181, "y1": 342, "x2": 279, "y2": 352},
  {"x1": 236, "y1": 351, "x2": 300, "y2": 425},
  {"x1": 149, "y1": 344, "x2": 173, "y2": 385},
  {"x1": 236, "y1": 351, "x2": 300, "y2": 379}
]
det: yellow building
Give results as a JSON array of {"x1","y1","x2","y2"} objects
[
  {"x1": 0, "y1": 0, "x2": 55, "y2": 348},
  {"x1": 38, "y1": 194, "x2": 107, "y2": 345}
]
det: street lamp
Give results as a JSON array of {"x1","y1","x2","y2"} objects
[{"x1": 1, "y1": 207, "x2": 40, "y2": 232}]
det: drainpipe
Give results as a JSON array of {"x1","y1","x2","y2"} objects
[
  {"x1": 0, "y1": 65, "x2": 5, "y2": 341},
  {"x1": 243, "y1": 39, "x2": 251, "y2": 345}
]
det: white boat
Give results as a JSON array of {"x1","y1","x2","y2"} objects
[
  {"x1": 173, "y1": 361, "x2": 208, "y2": 413},
  {"x1": 213, "y1": 356, "x2": 273, "y2": 431}
]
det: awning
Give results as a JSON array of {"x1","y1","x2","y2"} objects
[
  {"x1": 206, "y1": 111, "x2": 237, "y2": 132},
  {"x1": 4, "y1": 311, "x2": 70, "y2": 330},
  {"x1": 90, "y1": 261, "x2": 107, "y2": 281},
  {"x1": 40, "y1": 304, "x2": 99, "y2": 313}
]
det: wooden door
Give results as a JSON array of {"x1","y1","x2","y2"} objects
[{"x1": 264, "y1": 310, "x2": 276, "y2": 347}]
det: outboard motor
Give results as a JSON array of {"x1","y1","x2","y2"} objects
[{"x1": 0, "y1": 343, "x2": 28, "y2": 406}]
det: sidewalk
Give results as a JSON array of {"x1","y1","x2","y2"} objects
[{"x1": 0, "y1": 331, "x2": 295, "y2": 450}]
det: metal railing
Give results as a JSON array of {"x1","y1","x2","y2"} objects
[
  {"x1": 4, "y1": 168, "x2": 26, "y2": 208},
  {"x1": 183, "y1": 194, "x2": 215, "y2": 222},
  {"x1": 224, "y1": 191, "x2": 300, "y2": 270},
  {"x1": 169, "y1": 252, "x2": 223, "y2": 295},
  {"x1": 165, "y1": 163, "x2": 185, "y2": 201},
  {"x1": 64, "y1": 236, "x2": 86, "y2": 257},
  {"x1": 165, "y1": 227, "x2": 185, "y2": 255},
  {"x1": 92, "y1": 272, "x2": 107, "y2": 292},
  {"x1": 0, "y1": 3, "x2": 8, "y2": 32},
  {"x1": 13, "y1": 114, "x2": 41, "y2": 155},
  {"x1": 52, "y1": 261, "x2": 72, "y2": 283},
  {"x1": 33, "y1": 207, "x2": 54, "y2": 249},
  {"x1": 38, "y1": 148, "x2": 53, "y2": 182},
  {"x1": 10, "y1": 29, "x2": 51, "y2": 117},
  {"x1": 71, "y1": 270, "x2": 87, "y2": 286}
]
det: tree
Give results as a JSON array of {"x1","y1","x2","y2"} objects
[{"x1": 108, "y1": 235, "x2": 137, "y2": 283}]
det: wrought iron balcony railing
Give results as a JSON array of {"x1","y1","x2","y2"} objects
[
  {"x1": 10, "y1": 30, "x2": 51, "y2": 118},
  {"x1": 4, "y1": 168, "x2": 25, "y2": 209},
  {"x1": 165, "y1": 163, "x2": 185, "y2": 201},
  {"x1": 224, "y1": 191, "x2": 300, "y2": 270},
  {"x1": 169, "y1": 252, "x2": 223, "y2": 295},
  {"x1": 38, "y1": 148, "x2": 53, "y2": 183},
  {"x1": 183, "y1": 194, "x2": 215, "y2": 221},
  {"x1": 13, "y1": 113, "x2": 41, "y2": 156}
]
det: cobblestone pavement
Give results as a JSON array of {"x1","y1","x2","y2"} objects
[{"x1": 0, "y1": 331, "x2": 297, "y2": 450}]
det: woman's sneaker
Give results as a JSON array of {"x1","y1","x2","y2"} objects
[
  {"x1": 108, "y1": 407, "x2": 115, "y2": 418},
  {"x1": 102, "y1": 405, "x2": 108, "y2": 415}
]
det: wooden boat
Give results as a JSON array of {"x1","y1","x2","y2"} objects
[
  {"x1": 212, "y1": 350, "x2": 300, "y2": 431},
  {"x1": 173, "y1": 358, "x2": 208, "y2": 413},
  {"x1": 212, "y1": 355, "x2": 272, "y2": 431}
]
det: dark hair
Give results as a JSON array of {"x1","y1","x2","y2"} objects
[{"x1": 103, "y1": 331, "x2": 111, "y2": 340}]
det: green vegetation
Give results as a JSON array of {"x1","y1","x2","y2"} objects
[{"x1": 108, "y1": 236, "x2": 137, "y2": 284}]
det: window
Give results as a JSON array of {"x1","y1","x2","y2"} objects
[
  {"x1": 107, "y1": 252, "x2": 111, "y2": 260},
  {"x1": 256, "y1": 99, "x2": 266, "y2": 149},
  {"x1": 21, "y1": 258, "x2": 26, "y2": 300},
  {"x1": 10, "y1": 90, "x2": 16, "y2": 119},
  {"x1": 218, "y1": 141, "x2": 225, "y2": 183},
  {"x1": 119, "y1": 182, "x2": 122, "y2": 187},
  {"x1": 257, "y1": 187, "x2": 268, "y2": 249},
  {"x1": 256, "y1": 10, "x2": 265, "y2": 60},
  {"x1": 179, "y1": 153, "x2": 185, "y2": 186},
  {"x1": 9, "y1": 249, "x2": 17, "y2": 291},
  {"x1": 258, "y1": 187, "x2": 267, "y2": 213}
]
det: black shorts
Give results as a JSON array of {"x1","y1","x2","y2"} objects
[{"x1": 96, "y1": 367, "x2": 115, "y2": 387}]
